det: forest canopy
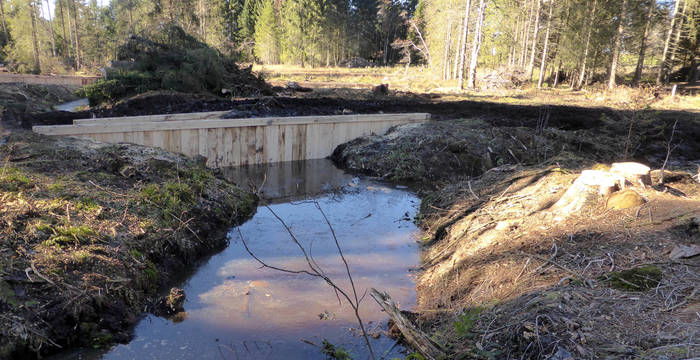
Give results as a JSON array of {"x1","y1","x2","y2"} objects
[{"x1": 0, "y1": 0, "x2": 697, "y2": 87}]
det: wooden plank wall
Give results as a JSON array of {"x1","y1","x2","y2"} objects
[{"x1": 34, "y1": 113, "x2": 429, "y2": 168}]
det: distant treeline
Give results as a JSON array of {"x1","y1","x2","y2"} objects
[{"x1": 0, "y1": 0, "x2": 697, "y2": 87}]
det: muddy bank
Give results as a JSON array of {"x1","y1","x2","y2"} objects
[
  {"x1": 331, "y1": 113, "x2": 700, "y2": 358},
  {"x1": 0, "y1": 131, "x2": 256, "y2": 359}
]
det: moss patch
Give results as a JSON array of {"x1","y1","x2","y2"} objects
[{"x1": 601, "y1": 266, "x2": 663, "y2": 291}]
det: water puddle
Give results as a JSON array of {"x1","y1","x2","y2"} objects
[
  {"x1": 54, "y1": 98, "x2": 89, "y2": 112},
  {"x1": 58, "y1": 160, "x2": 422, "y2": 359}
]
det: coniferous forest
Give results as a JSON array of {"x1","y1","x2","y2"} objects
[{"x1": 0, "y1": 0, "x2": 697, "y2": 86}]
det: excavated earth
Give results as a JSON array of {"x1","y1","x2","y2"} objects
[{"x1": 1, "y1": 89, "x2": 699, "y2": 359}]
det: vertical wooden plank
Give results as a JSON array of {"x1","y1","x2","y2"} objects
[
  {"x1": 231, "y1": 127, "x2": 241, "y2": 167},
  {"x1": 198, "y1": 129, "x2": 208, "y2": 158},
  {"x1": 215, "y1": 128, "x2": 224, "y2": 167},
  {"x1": 132, "y1": 131, "x2": 145, "y2": 147},
  {"x1": 143, "y1": 131, "x2": 153, "y2": 147},
  {"x1": 222, "y1": 128, "x2": 234, "y2": 167},
  {"x1": 168, "y1": 130, "x2": 182, "y2": 154},
  {"x1": 255, "y1": 126, "x2": 264, "y2": 164},
  {"x1": 246, "y1": 126, "x2": 257, "y2": 166},
  {"x1": 304, "y1": 124, "x2": 318, "y2": 160},
  {"x1": 264, "y1": 125, "x2": 280, "y2": 163},
  {"x1": 207, "y1": 128, "x2": 218, "y2": 167},
  {"x1": 278, "y1": 125, "x2": 287, "y2": 162},
  {"x1": 292, "y1": 124, "x2": 307, "y2": 161},
  {"x1": 181, "y1": 129, "x2": 199, "y2": 159}
]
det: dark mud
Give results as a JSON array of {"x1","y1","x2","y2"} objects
[{"x1": 8, "y1": 92, "x2": 698, "y2": 159}]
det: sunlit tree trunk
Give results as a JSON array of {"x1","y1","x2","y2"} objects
[
  {"x1": 71, "y1": 0, "x2": 81, "y2": 70},
  {"x1": 537, "y1": 0, "x2": 554, "y2": 88},
  {"x1": 442, "y1": 19, "x2": 452, "y2": 80},
  {"x1": 608, "y1": 0, "x2": 628, "y2": 89},
  {"x1": 527, "y1": 0, "x2": 541, "y2": 80},
  {"x1": 44, "y1": 0, "x2": 57, "y2": 56},
  {"x1": 577, "y1": 0, "x2": 597, "y2": 89},
  {"x1": 520, "y1": 0, "x2": 534, "y2": 67},
  {"x1": 457, "y1": 0, "x2": 472, "y2": 88},
  {"x1": 657, "y1": 0, "x2": 680, "y2": 84},
  {"x1": 665, "y1": 0, "x2": 688, "y2": 83},
  {"x1": 632, "y1": 0, "x2": 656, "y2": 86},
  {"x1": 29, "y1": 1, "x2": 41, "y2": 74},
  {"x1": 467, "y1": 0, "x2": 485, "y2": 88}
]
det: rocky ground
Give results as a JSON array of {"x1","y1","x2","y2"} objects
[{"x1": 331, "y1": 106, "x2": 700, "y2": 359}]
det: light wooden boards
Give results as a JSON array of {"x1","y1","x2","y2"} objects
[{"x1": 33, "y1": 112, "x2": 430, "y2": 167}]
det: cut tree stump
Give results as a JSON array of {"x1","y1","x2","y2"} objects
[
  {"x1": 610, "y1": 162, "x2": 651, "y2": 186},
  {"x1": 370, "y1": 288, "x2": 445, "y2": 360}
]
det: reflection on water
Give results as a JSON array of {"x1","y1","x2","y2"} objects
[
  {"x1": 66, "y1": 160, "x2": 421, "y2": 360},
  {"x1": 54, "y1": 98, "x2": 89, "y2": 112}
]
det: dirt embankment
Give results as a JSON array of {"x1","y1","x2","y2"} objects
[
  {"x1": 0, "y1": 132, "x2": 256, "y2": 359},
  {"x1": 332, "y1": 108, "x2": 700, "y2": 359}
]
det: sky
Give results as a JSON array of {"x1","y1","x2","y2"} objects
[{"x1": 39, "y1": 0, "x2": 111, "y2": 20}]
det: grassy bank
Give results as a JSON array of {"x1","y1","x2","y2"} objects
[{"x1": 0, "y1": 132, "x2": 256, "y2": 358}]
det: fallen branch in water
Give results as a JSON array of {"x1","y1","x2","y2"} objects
[{"x1": 370, "y1": 288, "x2": 446, "y2": 360}]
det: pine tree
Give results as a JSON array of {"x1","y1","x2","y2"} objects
[{"x1": 254, "y1": 0, "x2": 280, "y2": 64}]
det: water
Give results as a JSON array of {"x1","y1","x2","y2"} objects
[
  {"x1": 57, "y1": 160, "x2": 422, "y2": 360},
  {"x1": 54, "y1": 98, "x2": 89, "y2": 112}
]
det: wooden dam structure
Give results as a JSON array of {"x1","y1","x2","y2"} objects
[{"x1": 33, "y1": 112, "x2": 430, "y2": 168}]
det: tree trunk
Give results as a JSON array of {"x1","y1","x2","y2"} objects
[
  {"x1": 665, "y1": 0, "x2": 688, "y2": 83},
  {"x1": 467, "y1": 0, "x2": 485, "y2": 89},
  {"x1": 0, "y1": 0, "x2": 8, "y2": 43},
  {"x1": 537, "y1": 0, "x2": 554, "y2": 88},
  {"x1": 29, "y1": 1, "x2": 41, "y2": 74},
  {"x1": 70, "y1": 0, "x2": 81, "y2": 70},
  {"x1": 457, "y1": 0, "x2": 472, "y2": 88},
  {"x1": 521, "y1": 0, "x2": 534, "y2": 67},
  {"x1": 442, "y1": 19, "x2": 452, "y2": 80},
  {"x1": 577, "y1": 0, "x2": 598, "y2": 89},
  {"x1": 632, "y1": 0, "x2": 656, "y2": 86},
  {"x1": 608, "y1": 0, "x2": 628, "y2": 90},
  {"x1": 58, "y1": 0, "x2": 67, "y2": 42},
  {"x1": 45, "y1": 0, "x2": 57, "y2": 56},
  {"x1": 657, "y1": 0, "x2": 680, "y2": 84},
  {"x1": 527, "y1": 0, "x2": 541, "y2": 80}
]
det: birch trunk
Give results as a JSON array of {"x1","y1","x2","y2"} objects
[
  {"x1": 577, "y1": 0, "x2": 597, "y2": 89},
  {"x1": 458, "y1": 0, "x2": 472, "y2": 88},
  {"x1": 44, "y1": 0, "x2": 57, "y2": 56},
  {"x1": 537, "y1": 0, "x2": 555, "y2": 88},
  {"x1": 656, "y1": 0, "x2": 680, "y2": 84},
  {"x1": 527, "y1": 0, "x2": 541, "y2": 80},
  {"x1": 632, "y1": 0, "x2": 656, "y2": 86},
  {"x1": 467, "y1": 0, "x2": 485, "y2": 89},
  {"x1": 521, "y1": 0, "x2": 534, "y2": 67},
  {"x1": 665, "y1": 0, "x2": 688, "y2": 83}
]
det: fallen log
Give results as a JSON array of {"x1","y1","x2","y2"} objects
[{"x1": 370, "y1": 288, "x2": 445, "y2": 360}]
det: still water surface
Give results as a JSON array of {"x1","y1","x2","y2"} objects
[{"x1": 61, "y1": 160, "x2": 422, "y2": 359}]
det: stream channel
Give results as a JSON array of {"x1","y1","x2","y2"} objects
[{"x1": 57, "y1": 159, "x2": 422, "y2": 360}]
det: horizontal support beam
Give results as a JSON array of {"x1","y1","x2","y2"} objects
[
  {"x1": 34, "y1": 113, "x2": 430, "y2": 136},
  {"x1": 73, "y1": 111, "x2": 230, "y2": 125}
]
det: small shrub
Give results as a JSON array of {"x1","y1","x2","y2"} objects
[{"x1": 454, "y1": 307, "x2": 484, "y2": 339}]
